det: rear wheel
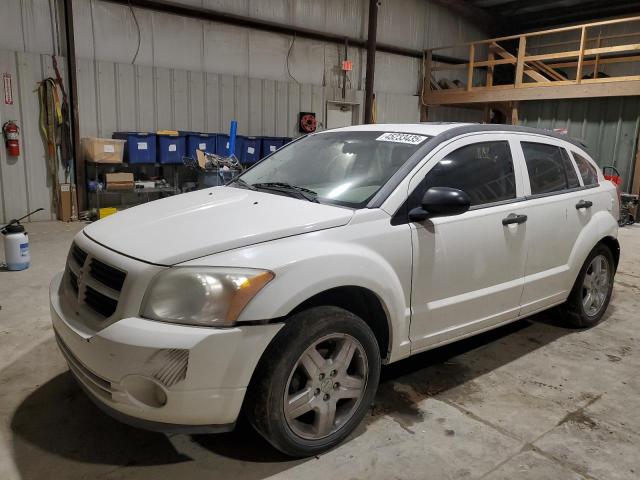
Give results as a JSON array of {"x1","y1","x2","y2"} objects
[
  {"x1": 246, "y1": 306, "x2": 381, "y2": 457},
  {"x1": 558, "y1": 244, "x2": 615, "y2": 328}
]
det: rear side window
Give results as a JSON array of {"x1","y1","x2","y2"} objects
[
  {"x1": 572, "y1": 152, "x2": 599, "y2": 186},
  {"x1": 423, "y1": 141, "x2": 516, "y2": 206},
  {"x1": 522, "y1": 142, "x2": 579, "y2": 195}
]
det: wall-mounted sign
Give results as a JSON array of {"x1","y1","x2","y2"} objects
[
  {"x1": 3, "y1": 73, "x2": 13, "y2": 105},
  {"x1": 341, "y1": 60, "x2": 353, "y2": 72}
]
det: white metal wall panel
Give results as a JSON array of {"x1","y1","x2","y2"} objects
[
  {"x1": 0, "y1": 0, "x2": 490, "y2": 222},
  {"x1": 0, "y1": 49, "x2": 69, "y2": 223},
  {"x1": 115, "y1": 63, "x2": 137, "y2": 132},
  {"x1": 520, "y1": 97, "x2": 640, "y2": 192}
]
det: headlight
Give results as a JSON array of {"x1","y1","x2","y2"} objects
[{"x1": 141, "y1": 267, "x2": 274, "y2": 327}]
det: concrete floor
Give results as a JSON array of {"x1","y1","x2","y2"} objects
[{"x1": 1, "y1": 221, "x2": 639, "y2": 480}]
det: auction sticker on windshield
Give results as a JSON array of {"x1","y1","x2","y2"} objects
[{"x1": 376, "y1": 132, "x2": 428, "y2": 145}]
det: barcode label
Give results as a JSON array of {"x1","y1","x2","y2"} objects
[{"x1": 376, "y1": 132, "x2": 427, "y2": 145}]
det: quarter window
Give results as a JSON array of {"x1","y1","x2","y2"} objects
[
  {"x1": 423, "y1": 141, "x2": 516, "y2": 206},
  {"x1": 572, "y1": 152, "x2": 599, "y2": 186},
  {"x1": 522, "y1": 142, "x2": 579, "y2": 195}
]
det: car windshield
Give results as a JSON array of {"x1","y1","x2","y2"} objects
[{"x1": 233, "y1": 131, "x2": 431, "y2": 208}]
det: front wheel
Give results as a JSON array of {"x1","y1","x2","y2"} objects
[
  {"x1": 246, "y1": 306, "x2": 381, "y2": 457},
  {"x1": 558, "y1": 244, "x2": 615, "y2": 328}
]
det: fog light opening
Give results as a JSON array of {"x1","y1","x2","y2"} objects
[{"x1": 122, "y1": 376, "x2": 168, "y2": 408}]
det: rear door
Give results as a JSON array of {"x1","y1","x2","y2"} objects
[
  {"x1": 408, "y1": 134, "x2": 528, "y2": 352},
  {"x1": 513, "y1": 136, "x2": 589, "y2": 315}
]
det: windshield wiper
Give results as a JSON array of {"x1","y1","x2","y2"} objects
[
  {"x1": 230, "y1": 178, "x2": 256, "y2": 190},
  {"x1": 252, "y1": 182, "x2": 319, "y2": 203}
]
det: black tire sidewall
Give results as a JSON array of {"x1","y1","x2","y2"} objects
[
  {"x1": 247, "y1": 306, "x2": 381, "y2": 457},
  {"x1": 567, "y1": 244, "x2": 615, "y2": 327}
]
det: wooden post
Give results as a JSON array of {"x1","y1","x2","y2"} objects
[
  {"x1": 421, "y1": 50, "x2": 432, "y2": 122},
  {"x1": 515, "y1": 36, "x2": 526, "y2": 87},
  {"x1": 467, "y1": 43, "x2": 475, "y2": 91},
  {"x1": 576, "y1": 26, "x2": 587, "y2": 83},
  {"x1": 487, "y1": 49, "x2": 495, "y2": 87},
  {"x1": 511, "y1": 102, "x2": 519, "y2": 125},
  {"x1": 363, "y1": 0, "x2": 378, "y2": 124},
  {"x1": 593, "y1": 34, "x2": 602, "y2": 79},
  {"x1": 632, "y1": 133, "x2": 640, "y2": 196},
  {"x1": 424, "y1": 50, "x2": 433, "y2": 96},
  {"x1": 63, "y1": 0, "x2": 85, "y2": 212}
]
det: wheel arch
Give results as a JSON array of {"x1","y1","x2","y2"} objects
[{"x1": 286, "y1": 286, "x2": 392, "y2": 362}]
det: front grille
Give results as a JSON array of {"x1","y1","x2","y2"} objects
[
  {"x1": 68, "y1": 269, "x2": 79, "y2": 293},
  {"x1": 55, "y1": 333, "x2": 113, "y2": 400},
  {"x1": 65, "y1": 243, "x2": 127, "y2": 319},
  {"x1": 71, "y1": 243, "x2": 88, "y2": 267},
  {"x1": 85, "y1": 286, "x2": 119, "y2": 317},
  {"x1": 89, "y1": 258, "x2": 126, "y2": 291}
]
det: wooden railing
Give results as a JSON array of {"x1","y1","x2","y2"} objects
[{"x1": 422, "y1": 15, "x2": 640, "y2": 105}]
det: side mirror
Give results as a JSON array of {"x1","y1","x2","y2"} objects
[{"x1": 408, "y1": 187, "x2": 471, "y2": 221}]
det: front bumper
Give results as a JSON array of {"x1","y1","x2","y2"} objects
[{"x1": 50, "y1": 272, "x2": 283, "y2": 430}]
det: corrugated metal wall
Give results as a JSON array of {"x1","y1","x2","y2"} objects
[
  {"x1": 520, "y1": 97, "x2": 640, "y2": 192},
  {"x1": 0, "y1": 0, "x2": 488, "y2": 223}
]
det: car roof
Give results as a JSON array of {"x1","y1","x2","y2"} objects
[
  {"x1": 326, "y1": 122, "x2": 471, "y2": 137},
  {"x1": 325, "y1": 122, "x2": 587, "y2": 150}
]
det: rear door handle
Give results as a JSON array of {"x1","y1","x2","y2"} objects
[
  {"x1": 575, "y1": 200, "x2": 593, "y2": 209},
  {"x1": 502, "y1": 213, "x2": 528, "y2": 226}
]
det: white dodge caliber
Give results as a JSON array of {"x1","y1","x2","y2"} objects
[{"x1": 51, "y1": 123, "x2": 620, "y2": 456}]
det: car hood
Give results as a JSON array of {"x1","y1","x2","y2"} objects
[{"x1": 83, "y1": 186, "x2": 354, "y2": 265}]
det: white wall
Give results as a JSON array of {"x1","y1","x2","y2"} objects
[{"x1": 0, "y1": 0, "x2": 488, "y2": 222}]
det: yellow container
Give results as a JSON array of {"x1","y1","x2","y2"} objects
[{"x1": 99, "y1": 207, "x2": 117, "y2": 219}]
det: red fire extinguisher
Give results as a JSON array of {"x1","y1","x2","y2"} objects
[{"x1": 2, "y1": 121, "x2": 20, "y2": 157}]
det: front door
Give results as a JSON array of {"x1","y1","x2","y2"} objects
[{"x1": 407, "y1": 135, "x2": 528, "y2": 352}]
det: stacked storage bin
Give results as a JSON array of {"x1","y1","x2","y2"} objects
[
  {"x1": 242, "y1": 137, "x2": 262, "y2": 165},
  {"x1": 112, "y1": 132, "x2": 157, "y2": 164},
  {"x1": 157, "y1": 133, "x2": 186, "y2": 164},
  {"x1": 260, "y1": 137, "x2": 285, "y2": 159},
  {"x1": 185, "y1": 132, "x2": 216, "y2": 158},
  {"x1": 216, "y1": 134, "x2": 245, "y2": 158}
]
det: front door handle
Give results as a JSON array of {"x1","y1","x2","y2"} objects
[
  {"x1": 502, "y1": 213, "x2": 528, "y2": 226},
  {"x1": 575, "y1": 200, "x2": 593, "y2": 209}
]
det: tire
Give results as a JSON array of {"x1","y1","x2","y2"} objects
[
  {"x1": 245, "y1": 306, "x2": 381, "y2": 457},
  {"x1": 558, "y1": 243, "x2": 615, "y2": 328}
]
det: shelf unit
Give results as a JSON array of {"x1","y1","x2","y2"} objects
[{"x1": 87, "y1": 161, "x2": 191, "y2": 211}]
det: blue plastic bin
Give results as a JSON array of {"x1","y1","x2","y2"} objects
[
  {"x1": 185, "y1": 133, "x2": 216, "y2": 159},
  {"x1": 157, "y1": 134, "x2": 186, "y2": 164},
  {"x1": 112, "y1": 132, "x2": 157, "y2": 164},
  {"x1": 260, "y1": 137, "x2": 285, "y2": 158},
  {"x1": 242, "y1": 137, "x2": 262, "y2": 165},
  {"x1": 216, "y1": 134, "x2": 245, "y2": 158}
]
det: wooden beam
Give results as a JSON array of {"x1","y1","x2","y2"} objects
[
  {"x1": 515, "y1": 37, "x2": 526, "y2": 87},
  {"x1": 584, "y1": 44, "x2": 640, "y2": 56},
  {"x1": 548, "y1": 55, "x2": 640, "y2": 69},
  {"x1": 576, "y1": 27, "x2": 587, "y2": 84},
  {"x1": 429, "y1": 15, "x2": 640, "y2": 53},
  {"x1": 423, "y1": 79, "x2": 640, "y2": 105},
  {"x1": 467, "y1": 44, "x2": 474, "y2": 91},
  {"x1": 486, "y1": 50, "x2": 495, "y2": 87}
]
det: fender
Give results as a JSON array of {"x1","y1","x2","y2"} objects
[
  {"x1": 179, "y1": 226, "x2": 413, "y2": 362},
  {"x1": 566, "y1": 208, "x2": 618, "y2": 288}
]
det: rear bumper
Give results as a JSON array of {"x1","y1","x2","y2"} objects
[{"x1": 50, "y1": 272, "x2": 283, "y2": 429}]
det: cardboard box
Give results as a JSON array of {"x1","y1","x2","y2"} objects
[
  {"x1": 81, "y1": 137, "x2": 125, "y2": 163},
  {"x1": 106, "y1": 172, "x2": 134, "y2": 191},
  {"x1": 58, "y1": 183, "x2": 73, "y2": 222}
]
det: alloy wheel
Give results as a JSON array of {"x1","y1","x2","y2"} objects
[
  {"x1": 283, "y1": 333, "x2": 368, "y2": 440},
  {"x1": 582, "y1": 254, "x2": 610, "y2": 317}
]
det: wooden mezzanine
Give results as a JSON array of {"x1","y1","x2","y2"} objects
[{"x1": 422, "y1": 15, "x2": 640, "y2": 113}]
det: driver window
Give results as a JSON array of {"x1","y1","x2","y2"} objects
[{"x1": 424, "y1": 141, "x2": 516, "y2": 206}]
